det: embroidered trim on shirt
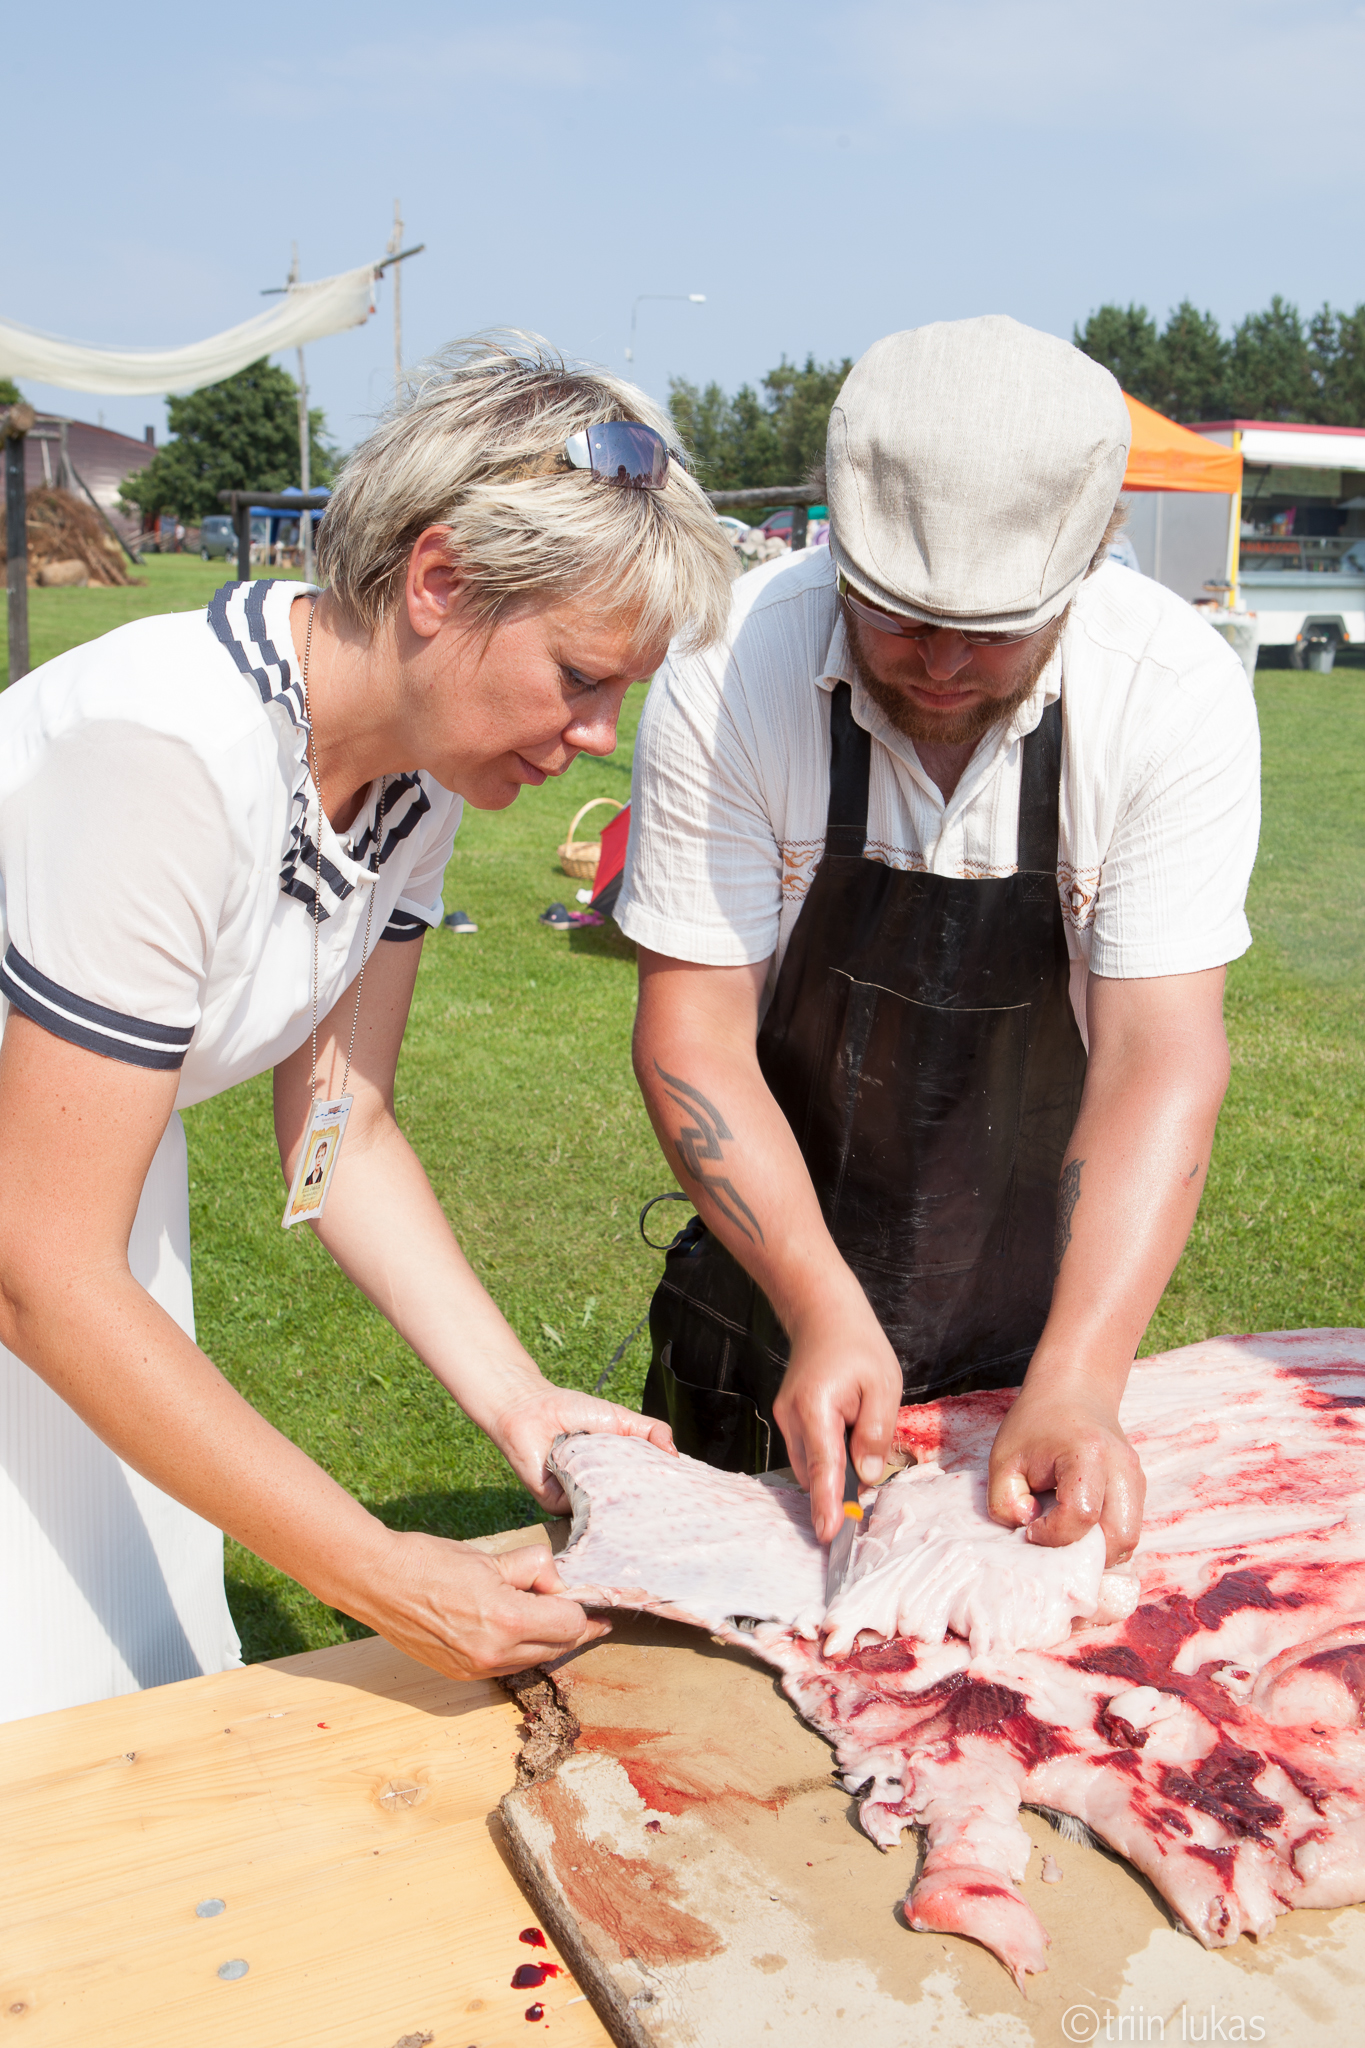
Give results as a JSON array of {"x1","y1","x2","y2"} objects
[
  {"x1": 780, "y1": 839, "x2": 826, "y2": 901},
  {"x1": 208, "y1": 582, "x2": 432, "y2": 921},
  {"x1": 864, "y1": 841, "x2": 1020, "y2": 881},
  {"x1": 1059, "y1": 862, "x2": 1101, "y2": 932},
  {"x1": 862, "y1": 840, "x2": 930, "y2": 875},
  {"x1": 0, "y1": 943, "x2": 193, "y2": 1071}
]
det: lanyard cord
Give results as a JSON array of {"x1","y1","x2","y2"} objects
[{"x1": 300, "y1": 596, "x2": 387, "y2": 1106}]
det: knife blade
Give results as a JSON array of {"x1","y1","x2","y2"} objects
[{"x1": 824, "y1": 1434, "x2": 866, "y2": 1604}]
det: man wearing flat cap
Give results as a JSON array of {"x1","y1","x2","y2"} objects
[{"x1": 620, "y1": 315, "x2": 1259, "y2": 1564}]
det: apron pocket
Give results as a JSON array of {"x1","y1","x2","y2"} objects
[
  {"x1": 648, "y1": 1343, "x2": 773, "y2": 1474},
  {"x1": 817, "y1": 970, "x2": 1030, "y2": 1273}
]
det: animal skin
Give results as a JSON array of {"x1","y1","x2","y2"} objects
[{"x1": 550, "y1": 1330, "x2": 1365, "y2": 1989}]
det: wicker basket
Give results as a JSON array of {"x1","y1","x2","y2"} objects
[{"x1": 558, "y1": 797, "x2": 624, "y2": 881}]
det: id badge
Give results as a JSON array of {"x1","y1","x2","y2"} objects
[{"x1": 282, "y1": 1095, "x2": 352, "y2": 1229}]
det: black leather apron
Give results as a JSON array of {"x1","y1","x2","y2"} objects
[{"x1": 643, "y1": 681, "x2": 1087, "y2": 1473}]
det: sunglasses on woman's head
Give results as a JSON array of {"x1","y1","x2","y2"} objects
[
  {"x1": 565, "y1": 422, "x2": 671, "y2": 489},
  {"x1": 837, "y1": 571, "x2": 1048, "y2": 647}
]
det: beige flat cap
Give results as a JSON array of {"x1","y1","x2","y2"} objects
[{"x1": 827, "y1": 315, "x2": 1131, "y2": 634}]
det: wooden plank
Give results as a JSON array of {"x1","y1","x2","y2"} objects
[
  {"x1": 0, "y1": 1627, "x2": 609, "y2": 2048},
  {"x1": 503, "y1": 1618, "x2": 1365, "y2": 2048}
]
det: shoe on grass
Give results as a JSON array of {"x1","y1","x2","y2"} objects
[
  {"x1": 538, "y1": 902, "x2": 574, "y2": 931},
  {"x1": 442, "y1": 909, "x2": 478, "y2": 933}
]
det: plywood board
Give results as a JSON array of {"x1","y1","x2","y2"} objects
[
  {"x1": 0, "y1": 1609, "x2": 608, "y2": 2048},
  {"x1": 501, "y1": 1618, "x2": 1365, "y2": 2048}
]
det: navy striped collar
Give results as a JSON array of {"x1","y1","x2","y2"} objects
[
  {"x1": 208, "y1": 581, "x2": 430, "y2": 920},
  {"x1": 209, "y1": 578, "x2": 311, "y2": 729}
]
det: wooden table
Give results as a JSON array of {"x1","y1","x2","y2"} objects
[
  {"x1": 0, "y1": 1571, "x2": 610, "y2": 2047},
  {"x1": 10, "y1": 1530, "x2": 1365, "y2": 2048}
]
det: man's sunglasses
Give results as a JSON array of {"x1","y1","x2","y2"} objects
[
  {"x1": 564, "y1": 421, "x2": 670, "y2": 489},
  {"x1": 837, "y1": 571, "x2": 1048, "y2": 647}
]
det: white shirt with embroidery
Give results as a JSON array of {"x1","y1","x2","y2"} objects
[
  {"x1": 0, "y1": 578, "x2": 462, "y2": 1106},
  {"x1": 618, "y1": 548, "x2": 1260, "y2": 1037}
]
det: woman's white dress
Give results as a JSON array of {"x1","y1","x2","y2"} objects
[{"x1": 0, "y1": 580, "x2": 461, "y2": 1722}]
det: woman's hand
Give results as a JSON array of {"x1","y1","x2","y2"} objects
[
  {"x1": 987, "y1": 1379, "x2": 1145, "y2": 1566},
  {"x1": 359, "y1": 1530, "x2": 611, "y2": 1679},
  {"x1": 488, "y1": 1385, "x2": 676, "y2": 1513}
]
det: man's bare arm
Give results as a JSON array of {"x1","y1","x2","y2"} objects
[
  {"x1": 634, "y1": 949, "x2": 901, "y2": 1538},
  {"x1": 988, "y1": 965, "x2": 1231, "y2": 1564}
]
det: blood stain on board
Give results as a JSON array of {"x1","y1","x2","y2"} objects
[
  {"x1": 574, "y1": 1721, "x2": 784, "y2": 1817},
  {"x1": 512, "y1": 1963, "x2": 561, "y2": 1989},
  {"x1": 536, "y1": 1773, "x2": 723, "y2": 1966},
  {"x1": 519, "y1": 1927, "x2": 548, "y2": 1948},
  {"x1": 525, "y1": 2003, "x2": 545, "y2": 2022}
]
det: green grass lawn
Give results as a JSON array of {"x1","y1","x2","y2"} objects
[
  {"x1": 0, "y1": 552, "x2": 301, "y2": 686},
  {"x1": 5, "y1": 568, "x2": 1363, "y2": 1659}
]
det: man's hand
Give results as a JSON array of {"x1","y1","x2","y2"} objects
[
  {"x1": 987, "y1": 1380, "x2": 1145, "y2": 1566},
  {"x1": 489, "y1": 1385, "x2": 676, "y2": 1513},
  {"x1": 773, "y1": 1307, "x2": 902, "y2": 1545},
  {"x1": 362, "y1": 1530, "x2": 611, "y2": 1679}
]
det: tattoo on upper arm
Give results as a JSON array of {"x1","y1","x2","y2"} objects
[
  {"x1": 652, "y1": 1061, "x2": 766, "y2": 1246},
  {"x1": 1053, "y1": 1157, "x2": 1085, "y2": 1276}
]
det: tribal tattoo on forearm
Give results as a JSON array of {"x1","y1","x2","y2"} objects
[
  {"x1": 1053, "y1": 1156, "x2": 1085, "y2": 1276},
  {"x1": 652, "y1": 1061, "x2": 766, "y2": 1246}
]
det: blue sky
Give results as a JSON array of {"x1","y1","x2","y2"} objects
[{"x1": 7, "y1": 0, "x2": 1364, "y2": 451}]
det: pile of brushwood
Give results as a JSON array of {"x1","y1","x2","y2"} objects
[{"x1": 0, "y1": 487, "x2": 137, "y2": 587}]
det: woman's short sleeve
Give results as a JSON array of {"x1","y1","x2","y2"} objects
[
  {"x1": 380, "y1": 781, "x2": 462, "y2": 943},
  {"x1": 0, "y1": 722, "x2": 234, "y2": 1071}
]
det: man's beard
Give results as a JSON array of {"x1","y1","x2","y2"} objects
[{"x1": 843, "y1": 609, "x2": 1065, "y2": 748}]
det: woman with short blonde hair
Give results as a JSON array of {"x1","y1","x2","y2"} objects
[{"x1": 0, "y1": 336, "x2": 734, "y2": 1720}]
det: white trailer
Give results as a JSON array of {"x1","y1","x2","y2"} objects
[{"x1": 1197, "y1": 421, "x2": 1365, "y2": 662}]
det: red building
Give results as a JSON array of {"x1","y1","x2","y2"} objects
[{"x1": 23, "y1": 415, "x2": 158, "y2": 544}]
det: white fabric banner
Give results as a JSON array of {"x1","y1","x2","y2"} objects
[{"x1": 0, "y1": 264, "x2": 378, "y2": 396}]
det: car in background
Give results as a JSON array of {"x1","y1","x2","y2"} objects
[
  {"x1": 715, "y1": 514, "x2": 749, "y2": 542},
  {"x1": 758, "y1": 507, "x2": 795, "y2": 543},
  {"x1": 200, "y1": 514, "x2": 236, "y2": 560}
]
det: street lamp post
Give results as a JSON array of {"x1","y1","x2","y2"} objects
[{"x1": 625, "y1": 293, "x2": 706, "y2": 365}]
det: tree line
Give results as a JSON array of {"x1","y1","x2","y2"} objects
[
  {"x1": 668, "y1": 355, "x2": 851, "y2": 492},
  {"x1": 1073, "y1": 297, "x2": 1365, "y2": 427},
  {"x1": 668, "y1": 299, "x2": 1365, "y2": 494}
]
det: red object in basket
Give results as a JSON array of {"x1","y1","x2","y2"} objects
[{"x1": 589, "y1": 803, "x2": 631, "y2": 919}]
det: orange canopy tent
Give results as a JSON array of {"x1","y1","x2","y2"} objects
[{"x1": 1121, "y1": 394, "x2": 1241, "y2": 493}]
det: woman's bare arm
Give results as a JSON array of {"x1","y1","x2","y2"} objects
[
  {"x1": 273, "y1": 938, "x2": 673, "y2": 1504},
  {"x1": 0, "y1": 1009, "x2": 607, "y2": 1678}
]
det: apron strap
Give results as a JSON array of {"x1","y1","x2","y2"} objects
[
  {"x1": 1016, "y1": 697, "x2": 1063, "y2": 873},
  {"x1": 825, "y1": 681, "x2": 872, "y2": 855},
  {"x1": 826, "y1": 680, "x2": 1062, "y2": 871}
]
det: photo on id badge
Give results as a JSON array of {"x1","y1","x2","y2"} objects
[{"x1": 283, "y1": 1097, "x2": 352, "y2": 1228}]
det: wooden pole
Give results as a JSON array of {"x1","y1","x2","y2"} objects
[
  {"x1": 4, "y1": 404, "x2": 34, "y2": 686},
  {"x1": 286, "y1": 244, "x2": 314, "y2": 585},
  {"x1": 220, "y1": 486, "x2": 329, "y2": 586},
  {"x1": 66, "y1": 457, "x2": 143, "y2": 568},
  {"x1": 706, "y1": 484, "x2": 823, "y2": 509},
  {"x1": 297, "y1": 346, "x2": 313, "y2": 584},
  {"x1": 389, "y1": 200, "x2": 404, "y2": 393},
  {"x1": 1226, "y1": 428, "x2": 1243, "y2": 611}
]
